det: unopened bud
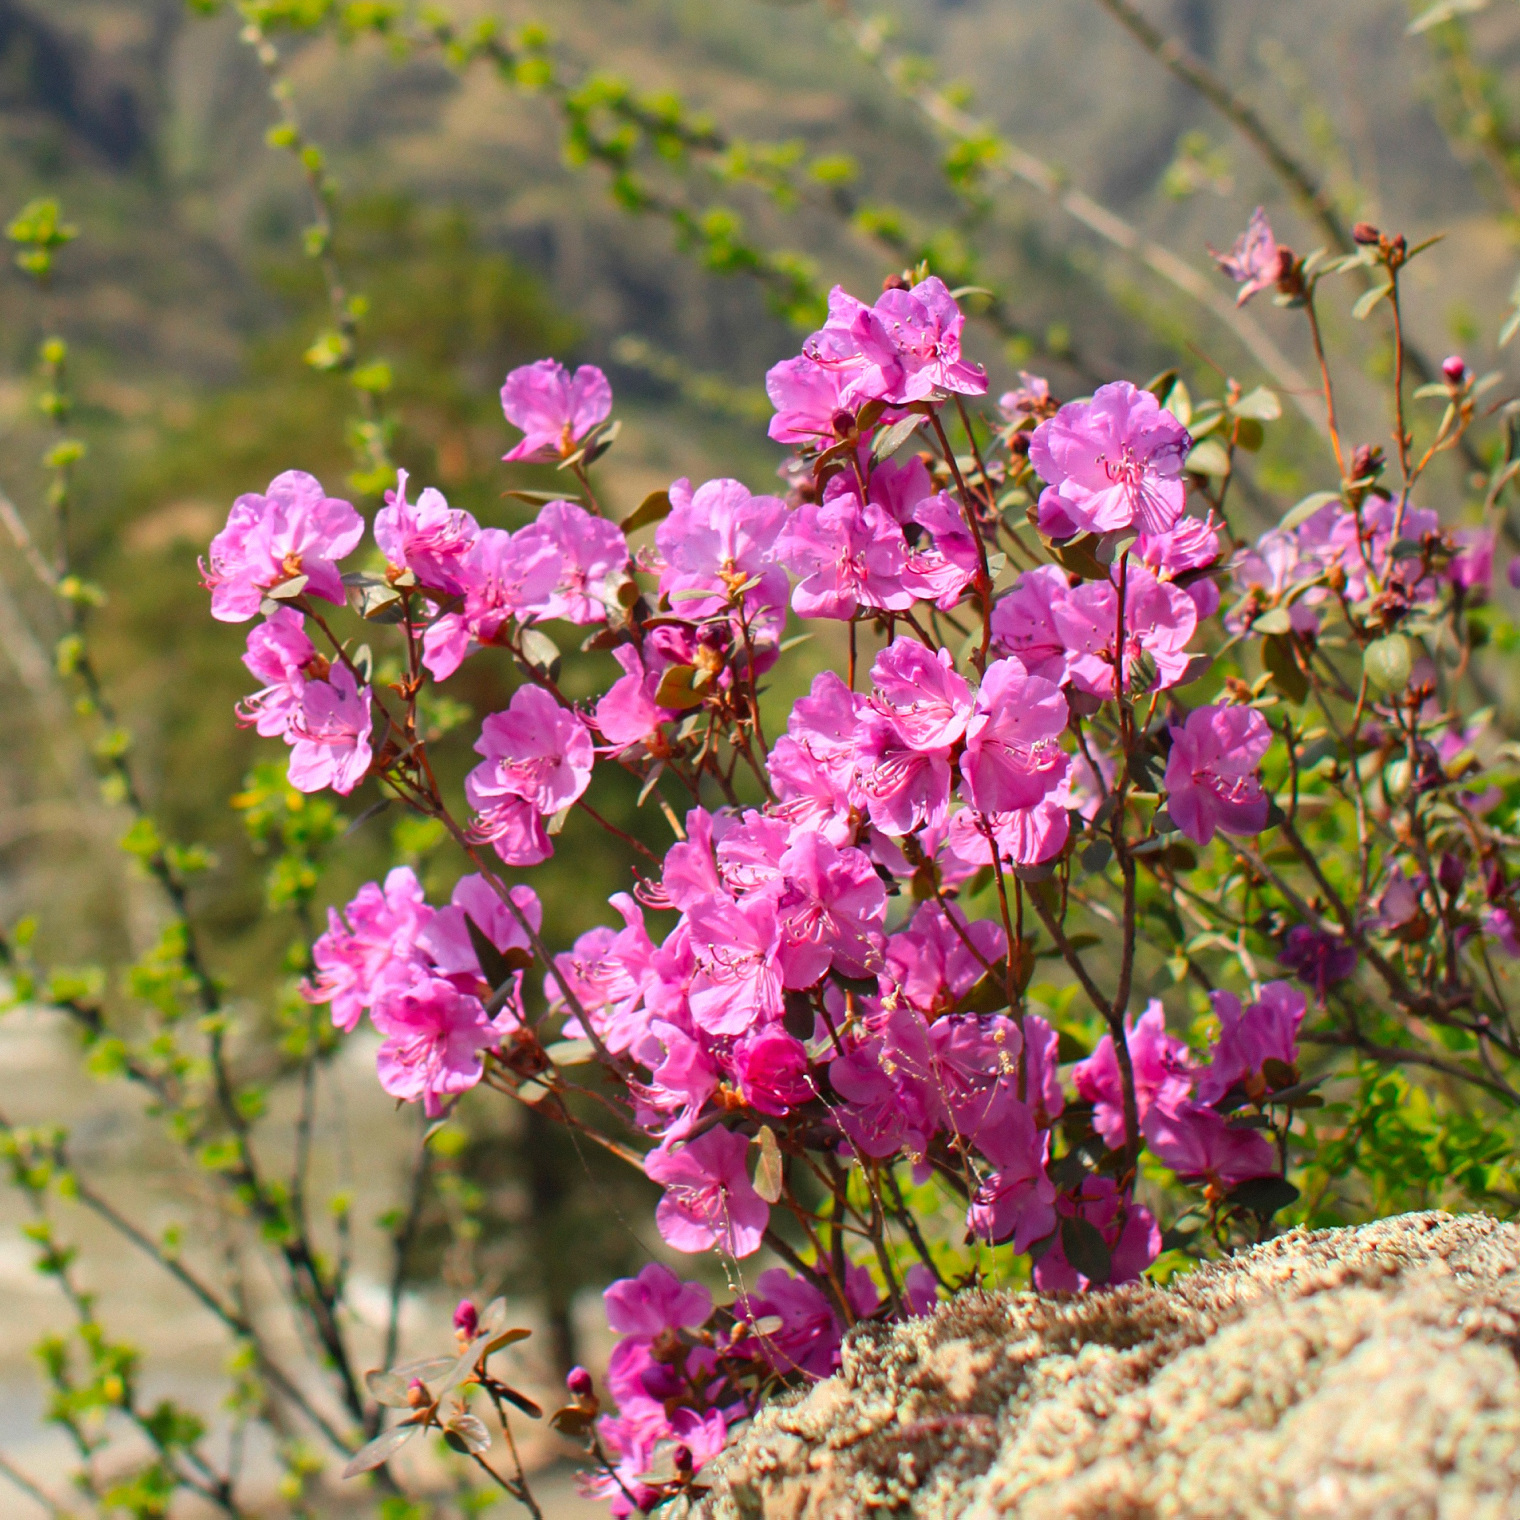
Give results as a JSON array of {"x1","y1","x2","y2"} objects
[
  {"x1": 882, "y1": 272, "x2": 910, "y2": 292},
  {"x1": 671, "y1": 1443, "x2": 694, "y2": 1476},
  {"x1": 566, "y1": 1366, "x2": 594, "y2": 1400},
  {"x1": 406, "y1": 1379, "x2": 429, "y2": 1409},
  {"x1": 1438, "y1": 852, "x2": 1466, "y2": 899},
  {"x1": 1352, "y1": 221, "x2": 1382, "y2": 245},
  {"x1": 831, "y1": 408, "x2": 856, "y2": 438},
  {"x1": 1350, "y1": 443, "x2": 1385, "y2": 482},
  {"x1": 1442, "y1": 354, "x2": 1467, "y2": 386},
  {"x1": 453, "y1": 1299, "x2": 479, "y2": 1339}
]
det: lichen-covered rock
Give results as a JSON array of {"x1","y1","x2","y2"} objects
[{"x1": 700, "y1": 1212, "x2": 1520, "y2": 1519}]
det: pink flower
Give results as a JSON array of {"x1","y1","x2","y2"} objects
[
  {"x1": 304, "y1": 866, "x2": 432, "y2": 1031},
  {"x1": 594, "y1": 643, "x2": 682, "y2": 750},
  {"x1": 1138, "y1": 511, "x2": 1223, "y2": 621},
  {"x1": 768, "y1": 672, "x2": 865, "y2": 845},
  {"x1": 1072, "y1": 1000, "x2": 1193, "y2": 1151},
  {"x1": 418, "y1": 874, "x2": 541, "y2": 988},
  {"x1": 730, "y1": 1026, "x2": 815, "y2": 1116},
  {"x1": 375, "y1": 469, "x2": 478, "y2": 595},
  {"x1": 829, "y1": 1016, "x2": 939, "y2": 1161},
  {"x1": 930, "y1": 1013, "x2": 1024, "y2": 1142},
  {"x1": 1055, "y1": 566, "x2": 1198, "y2": 699},
  {"x1": 603, "y1": 1262, "x2": 713, "y2": 1339},
  {"x1": 1196, "y1": 981, "x2": 1305, "y2": 1105},
  {"x1": 776, "y1": 488, "x2": 916, "y2": 620},
  {"x1": 871, "y1": 455, "x2": 934, "y2": 525},
  {"x1": 1278, "y1": 924, "x2": 1357, "y2": 1004},
  {"x1": 1208, "y1": 207, "x2": 1286, "y2": 307},
  {"x1": 516, "y1": 500, "x2": 630, "y2": 626},
  {"x1": 421, "y1": 527, "x2": 561, "y2": 680},
  {"x1": 999, "y1": 373, "x2": 1052, "y2": 418},
  {"x1": 852, "y1": 711, "x2": 952, "y2": 837},
  {"x1": 966, "y1": 1102, "x2": 1057, "y2": 1251},
  {"x1": 372, "y1": 975, "x2": 496, "y2": 1117},
  {"x1": 466, "y1": 685, "x2": 594, "y2": 828},
  {"x1": 655, "y1": 477, "x2": 789, "y2": 632},
  {"x1": 989, "y1": 564, "x2": 1075, "y2": 684},
  {"x1": 765, "y1": 356, "x2": 853, "y2": 447},
  {"x1": 644, "y1": 1126, "x2": 769, "y2": 1257},
  {"x1": 237, "y1": 609, "x2": 315, "y2": 738},
  {"x1": 869, "y1": 639, "x2": 974, "y2": 750},
  {"x1": 905, "y1": 491, "x2": 980, "y2": 610},
  {"x1": 1449, "y1": 527, "x2": 1494, "y2": 594},
  {"x1": 1030, "y1": 381, "x2": 1192, "y2": 539},
  {"x1": 885, "y1": 900, "x2": 1005, "y2": 1018},
  {"x1": 944, "y1": 798, "x2": 1070, "y2": 871},
  {"x1": 686, "y1": 892, "x2": 784, "y2": 1037},
  {"x1": 631, "y1": 1019, "x2": 718, "y2": 1133},
  {"x1": 286, "y1": 664, "x2": 373, "y2": 796},
  {"x1": 960, "y1": 656, "x2": 1070, "y2": 814},
  {"x1": 202, "y1": 470, "x2": 363, "y2": 622},
  {"x1": 772, "y1": 833, "x2": 887, "y2": 988},
  {"x1": 1164, "y1": 704, "x2": 1271, "y2": 846},
  {"x1": 1033, "y1": 1177, "x2": 1159, "y2": 1290},
  {"x1": 500, "y1": 359, "x2": 612, "y2": 462}
]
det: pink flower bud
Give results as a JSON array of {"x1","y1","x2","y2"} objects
[
  {"x1": 406, "y1": 1379, "x2": 429, "y2": 1409},
  {"x1": 566, "y1": 1365, "x2": 594, "y2": 1399},
  {"x1": 1442, "y1": 354, "x2": 1467, "y2": 386},
  {"x1": 453, "y1": 1299, "x2": 479, "y2": 1338}
]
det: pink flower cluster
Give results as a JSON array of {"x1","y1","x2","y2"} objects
[{"x1": 303, "y1": 867, "x2": 541, "y2": 1115}]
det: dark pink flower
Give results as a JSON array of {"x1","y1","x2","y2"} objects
[
  {"x1": 730, "y1": 1025, "x2": 815, "y2": 1116},
  {"x1": 1195, "y1": 981, "x2": 1305, "y2": 1106},
  {"x1": 1208, "y1": 207, "x2": 1285, "y2": 307},
  {"x1": 1278, "y1": 924, "x2": 1357, "y2": 1003},
  {"x1": 286, "y1": 665, "x2": 372, "y2": 796},
  {"x1": 603, "y1": 1261, "x2": 713, "y2": 1339},
  {"x1": 959, "y1": 656, "x2": 1070, "y2": 814},
  {"x1": 1164, "y1": 704, "x2": 1271, "y2": 846},
  {"x1": 944, "y1": 798, "x2": 1070, "y2": 871},
  {"x1": 594, "y1": 643, "x2": 682, "y2": 751},
  {"x1": 516, "y1": 500, "x2": 630, "y2": 626},
  {"x1": 885, "y1": 900, "x2": 1005, "y2": 1018},
  {"x1": 767, "y1": 672, "x2": 865, "y2": 845},
  {"x1": 929, "y1": 1013, "x2": 1024, "y2": 1143},
  {"x1": 372, "y1": 975, "x2": 495, "y2": 1117},
  {"x1": 1449, "y1": 527, "x2": 1494, "y2": 594},
  {"x1": 829, "y1": 1018, "x2": 938, "y2": 1161},
  {"x1": 304, "y1": 867, "x2": 432, "y2": 1031},
  {"x1": 421, "y1": 527, "x2": 561, "y2": 680},
  {"x1": 776, "y1": 491, "x2": 916, "y2": 620},
  {"x1": 202, "y1": 470, "x2": 363, "y2": 622},
  {"x1": 656, "y1": 476, "x2": 789, "y2": 630},
  {"x1": 905, "y1": 490, "x2": 980, "y2": 610},
  {"x1": 735, "y1": 1268, "x2": 842, "y2": 1379},
  {"x1": 375, "y1": 469, "x2": 478, "y2": 596},
  {"x1": 871, "y1": 454, "x2": 934, "y2": 525},
  {"x1": 644, "y1": 1126, "x2": 769, "y2": 1257},
  {"x1": 630, "y1": 1018, "x2": 718, "y2": 1132},
  {"x1": 869, "y1": 638, "x2": 974, "y2": 750},
  {"x1": 966, "y1": 1102, "x2": 1057, "y2": 1251},
  {"x1": 237, "y1": 609, "x2": 315, "y2": 738},
  {"x1": 1033, "y1": 1177, "x2": 1160, "y2": 1290},
  {"x1": 1142, "y1": 1097, "x2": 1277, "y2": 1186},
  {"x1": 418, "y1": 874, "x2": 541, "y2": 992},
  {"x1": 1030, "y1": 381, "x2": 1191, "y2": 539},
  {"x1": 772, "y1": 833, "x2": 886, "y2": 988},
  {"x1": 500, "y1": 359, "x2": 612, "y2": 462},
  {"x1": 1072, "y1": 1000, "x2": 1194, "y2": 1152}
]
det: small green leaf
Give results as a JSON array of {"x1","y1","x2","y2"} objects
[
  {"x1": 1263, "y1": 633, "x2": 1308, "y2": 704},
  {"x1": 753, "y1": 1125, "x2": 784, "y2": 1203},
  {"x1": 871, "y1": 415, "x2": 923, "y2": 461},
  {"x1": 1059, "y1": 1215, "x2": 1112, "y2": 1284},
  {"x1": 1279, "y1": 491, "x2": 1341, "y2": 532},
  {"x1": 1364, "y1": 634, "x2": 1412, "y2": 693},
  {"x1": 519, "y1": 629, "x2": 562, "y2": 681},
  {"x1": 654, "y1": 665, "x2": 706, "y2": 711},
  {"x1": 1231, "y1": 386, "x2": 1281, "y2": 422},
  {"x1": 1225, "y1": 1175, "x2": 1300, "y2": 1216},
  {"x1": 342, "y1": 1421, "x2": 420, "y2": 1478},
  {"x1": 1352, "y1": 282, "x2": 1391, "y2": 321},
  {"x1": 621, "y1": 490, "x2": 672, "y2": 534},
  {"x1": 1184, "y1": 438, "x2": 1231, "y2": 477}
]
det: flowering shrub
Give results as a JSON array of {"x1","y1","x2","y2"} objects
[{"x1": 184, "y1": 215, "x2": 1520, "y2": 1508}]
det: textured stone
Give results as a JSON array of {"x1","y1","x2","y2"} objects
[{"x1": 700, "y1": 1212, "x2": 1520, "y2": 1519}]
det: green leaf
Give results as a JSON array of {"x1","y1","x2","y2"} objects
[
  {"x1": 544, "y1": 1038, "x2": 594, "y2": 1066},
  {"x1": 621, "y1": 490, "x2": 672, "y2": 534},
  {"x1": 1364, "y1": 634, "x2": 1412, "y2": 693},
  {"x1": 871, "y1": 414, "x2": 923, "y2": 462},
  {"x1": 1233, "y1": 417, "x2": 1265, "y2": 452},
  {"x1": 1231, "y1": 386, "x2": 1281, "y2": 422},
  {"x1": 1263, "y1": 633, "x2": 1308, "y2": 704},
  {"x1": 653, "y1": 665, "x2": 706, "y2": 711},
  {"x1": 1184, "y1": 438, "x2": 1231, "y2": 477},
  {"x1": 1352, "y1": 282, "x2": 1391, "y2": 321},
  {"x1": 519, "y1": 629, "x2": 562, "y2": 682},
  {"x1": 1251, "y1": 607, "x2": 1294, "y2": 636},
  {"x1": 753, "y1": 1125, "x2": 784, "y2": 1203},
  {"x1": 1225, "y1": 1175, "x2": 1300, "y2": 1216},
  {"x1": 1059, "y1": 1215, "x2": 1112, "y2": 1284},
  {"x1": 1408, "y1": 0, "x2": 1488, "y2": 34},
  {"x1": 1279, "y1": 491, "x2": 1341, "y2": 532},
  {"x1": 342, "y1": 1421, "x2": 420, "y2": 1478},
  {"x1": 444, "y1": 1413, "x2": 492, "y2": 1455}
]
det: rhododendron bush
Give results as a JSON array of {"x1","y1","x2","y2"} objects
[{"x1": 191, "y1": 217, "x2": 1520, "y2": 1508}]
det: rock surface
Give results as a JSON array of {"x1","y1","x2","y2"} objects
[{"x1": 700, "y1": 1212, "x2": 1520, "y2": 1519}]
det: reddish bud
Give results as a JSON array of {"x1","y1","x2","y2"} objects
[
  {"x1": 406, "y1": 1379, "x2": 429, "y2": 1409},
  {"x1": 566, "y1": 1366, "x2": 594, "y2": 1400},
  {"x1": 882, "y1": 272, "x2": 910, "y2": 292},
  {"x1": 671, "y1": 1443, "x2": 694, "y2": 1476},
  {"x1": 453, "y1": 1299, "x2": 479, "y2": 1338},
  {"x1": 831, "y1": 408, "x2": 856, "y2": 439},
  {"x1": 1442, "y1": 354, "x2": 1467, "y2": 386},
  {"x1": 1352, "y1": 221, "x2": 1382, "y2": 245},
  {"x1": 1438, "y1": 852, "x2": 1466, "y2": 899},
  {"x1": 1350, "y1": 443, "x2": 1385, "y2": 482}
]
